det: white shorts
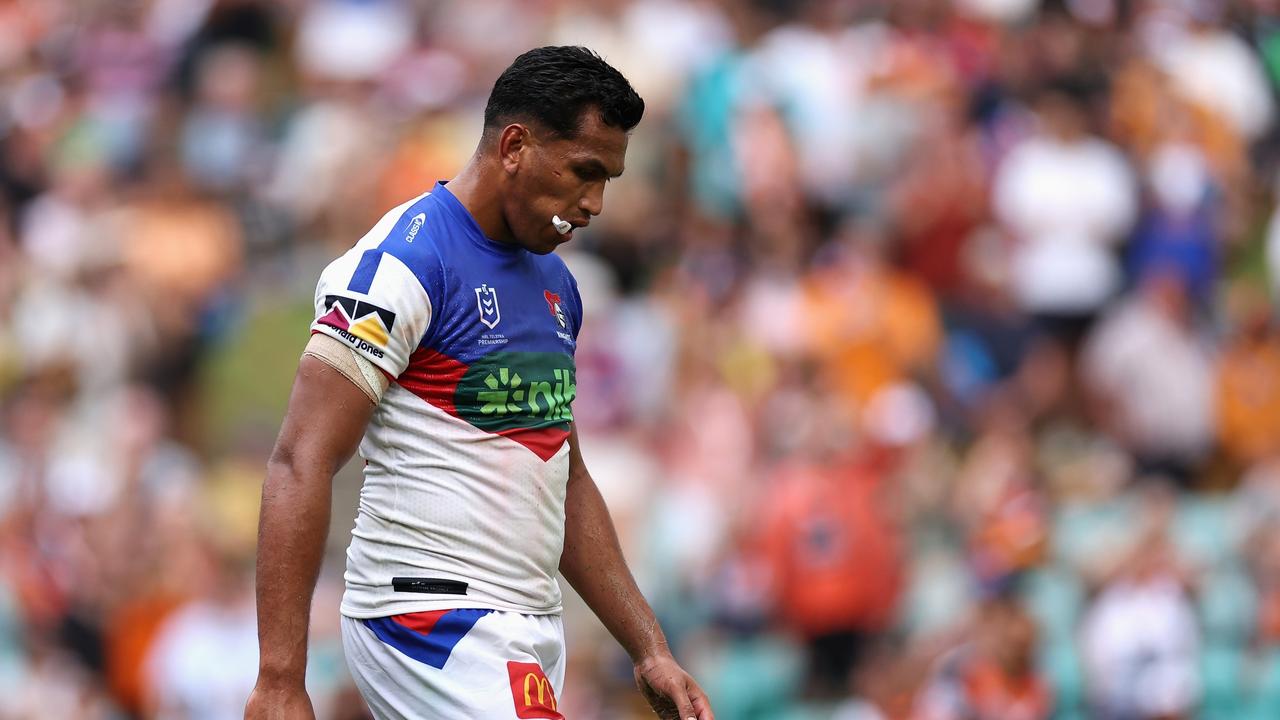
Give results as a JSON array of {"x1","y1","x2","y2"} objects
[{"x1": 341, "y1": 610, "x2": 567, "y2": 719}]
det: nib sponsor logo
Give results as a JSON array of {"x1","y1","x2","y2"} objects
[
  {"x1": 456, "y1": 352, "x2": 575, "y2": 431},
  {"x1": 398, "y1": 350, "x2": 576, "y2": 460},
  {"x1": 318, "y1": 295, "x2": 397, "y2": 356}
]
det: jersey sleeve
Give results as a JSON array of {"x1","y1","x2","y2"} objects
[{"x1": 311, "y1": 247, "x2": 434, "y2": 378}]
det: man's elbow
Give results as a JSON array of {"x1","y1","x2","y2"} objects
[{"x1": 264, "y1": 442, "x2": 332, "y2": 492}]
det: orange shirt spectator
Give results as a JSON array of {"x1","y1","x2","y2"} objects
[
  {"x1": 759, "y1": 457, "x2": 904, "y2": 639},
  {"x1": 1217, "y1": 322, "x2": 1280, "y2": 466},
  {"x1": 801, "y1": 238, "x2": 941, "y2": 409}
]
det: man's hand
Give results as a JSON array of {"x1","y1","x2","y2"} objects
[
  {"x1": 561, "y1": 427, "x2": 714, "y2": 719},
  {"x1": 634, "y1": 652, "x2": 715, "y2": 720},
  {"x1": 243, "y1": 679, "x2": 316, "y2": 720}
]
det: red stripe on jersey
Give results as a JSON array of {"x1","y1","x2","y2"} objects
[
  {"x1": 496, "y1": 426, "x2": 569, "y2": 462},
  {"x1": 396, "y1": 347, "x2": 568, "y2": 461},
  {"x1": 397, "y1": 348, "x2": 469, "y2": 418}
]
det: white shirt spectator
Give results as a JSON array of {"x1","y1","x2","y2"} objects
[
  {"x1": 1082, "y1": 288, "x2": 1215, "y2": 462},
  {"x1": 1081, "y1": 575, "x2": 1201, "y2": 718},
  {"x1": 955, "y1": 0, "x2": 1039, "y2": 23},
  {"x1": 549, "y1": 0, "x2": 731, "y2": 113},
  {"x1": 1156, "y1": 25, "x2": 1275, "y2": 141},
  {"x1": 994, "y1": 134, "x2": 1137, "y2": 315},
  {"x1": 295, "y1": 0, "x2": 412, "y2": 81},
  {"x1": 145, "y1": 598, "x2": 259, "y2": 720}
]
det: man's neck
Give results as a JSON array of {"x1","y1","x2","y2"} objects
[{"x1": 445, "y1": 160, "x2": 515, "y2": 244}]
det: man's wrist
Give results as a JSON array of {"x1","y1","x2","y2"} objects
[
  {"x1": 631, "y1": 640, "x2": 675, "y2": 666},
  {"x1": 255, "y1": 660, "x2": 308, "y2": 687}
]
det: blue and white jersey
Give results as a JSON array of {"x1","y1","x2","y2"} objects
[{"x1": 311, "y1": 182, "x2": 583, "y2": 618}]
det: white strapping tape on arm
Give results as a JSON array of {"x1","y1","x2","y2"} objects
[{"x1": 303, "y1": 333, "x2": 390, "y2": 404}]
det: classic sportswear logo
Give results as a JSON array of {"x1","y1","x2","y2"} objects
[
  {"x1": 318, "y1": 295, "x2": 396, "y2": 352},
  {"x1": 476, "y1": 284, "x2": 500, "y2": 329},
  {"x1": 405, "y1": 212, "x2": 426, "y2": 243},
  {"x1": 507, "y1": 661, "x2": 562, "y2": 719}
]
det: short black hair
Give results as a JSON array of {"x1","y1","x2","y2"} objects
[{"x1": 483, "y1": 46, "x2": 644, "y2": 140}]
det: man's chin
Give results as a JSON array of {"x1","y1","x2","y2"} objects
[
  {"x1": 522, "y1": 240, "x2": 556, "y2": 255},
  {"x1": 526, "y1": 233, "x2": 569, "y2": 255}
]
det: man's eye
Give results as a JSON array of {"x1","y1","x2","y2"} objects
[{"x1": 572, "y1": 166, "x2": 605, "y2": 182}]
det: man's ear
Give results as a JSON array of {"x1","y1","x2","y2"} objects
[{"x1": 498, "y1": 124, "x2": 529, "y2": 175}]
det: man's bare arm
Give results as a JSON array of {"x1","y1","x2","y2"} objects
[
  {"x1": 559, "y1": 424, "x2": 714, "y2": 720},
  {"x1": 246, "y1": 355, "x2": 375, "y2": 718}
]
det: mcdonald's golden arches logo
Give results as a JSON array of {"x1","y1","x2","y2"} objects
[
  {"x1": 507, "y1": 661, "x2": 563, "y2": 719},
  {"x1": 525, "y1": 673, "x2": 554, "y2": 709}
]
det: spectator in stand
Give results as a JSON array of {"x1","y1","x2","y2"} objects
[
  {"x1": 1153, "y1": 0, "x2": 1275, "y2": 145},
  {"x1": 1127, "y1": 140, "x2": 1221, "y2": 310},
  {"x1": 993, "y1": 81, "x2": 1137, "y2": 342},
  {"x1": 1080, "y1": 484, "x2": 1201, "y2": 720},
  {"x1": 1081, "y1": 269, "x2": 1215, "y2": 483},
  {"x1": 799, "y1": 219, "x2": 943, "y2": 409},
  {"x1": 756, "y1": 379, "x2": 925, "y2": 699},
  {"x1": 1217, "y1": 285, "x2": 1280, "y2": 470},
  {"x1": 915, "y1": 596, "x2": 1052, "y2": 720}
]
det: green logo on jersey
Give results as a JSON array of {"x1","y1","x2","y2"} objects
[{"x1": 455, "y1": 352, "x2": 575, "y2": 432}]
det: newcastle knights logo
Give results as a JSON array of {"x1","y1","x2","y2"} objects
[
  {"x1": 544, "y1": 290, "x2": 566, "y2": 329},
  {"x1": 476, "y1": 284, "x2": 501, "y2": 329}
]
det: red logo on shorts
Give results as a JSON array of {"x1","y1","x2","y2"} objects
[{"x1": 507, "y1": 661, "x2": 563, "y2": 719}]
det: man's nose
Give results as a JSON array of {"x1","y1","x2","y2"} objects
[{"x1": 579, "y1": 182, "x2": 604, "y2": 217}]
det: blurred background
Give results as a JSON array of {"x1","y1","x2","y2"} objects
[{"x1": 3, "y1": 0, "x2": 1280, "y2": 718}]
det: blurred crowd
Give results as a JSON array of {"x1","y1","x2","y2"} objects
[{"x1": 2, "y1": 0, "x2": 1280, "y2": 718}]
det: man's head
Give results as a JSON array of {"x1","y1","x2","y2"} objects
[{"x1": 481, "y1": 46, "x2": 644, "y2": 254}]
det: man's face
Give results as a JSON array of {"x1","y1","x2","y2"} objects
[{"x1": 500, "y1": 111, "x2": 628, "y2": 254}]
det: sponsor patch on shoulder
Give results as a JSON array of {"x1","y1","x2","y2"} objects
[{"x1": 317, "y1": 294, "x2": 396, "y2": 356}]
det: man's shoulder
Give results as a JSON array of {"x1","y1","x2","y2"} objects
[
  {"x1": 334, "y1": 191, "x2": 460, "y2": 292},
  {"x1": 367, "y1": 191, "x2": 451, "y2": 257},
  {"x1": 311, "y1": 194, "x2": 451, "y2": 324}
]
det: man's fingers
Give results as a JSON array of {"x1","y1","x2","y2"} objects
[
  {"x1": 644, "y1": 672, "x2": 695, "y2": 720},
  {"x1": 689, "y1": 679, "x2": 715, "y2": 720},
  {"x1": 662, "y1": 673, "x2": 697, "y2": 720},
  {"x1": 635, "y1": 659, "x2": 713, "y2": 720},
  {"x1": 637, "y1": 674, "x2": 677, "y2": 718},
  {"x1": 671, "y1": 682, "x2": 696, "y2": 720},
  {"x1": 693, "y1": 696, "x2": 714, "y2": 719}
]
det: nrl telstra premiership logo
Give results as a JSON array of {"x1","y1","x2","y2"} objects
[{"x1": 476, "y1": 284, "x2": 500, "y2": 329}]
